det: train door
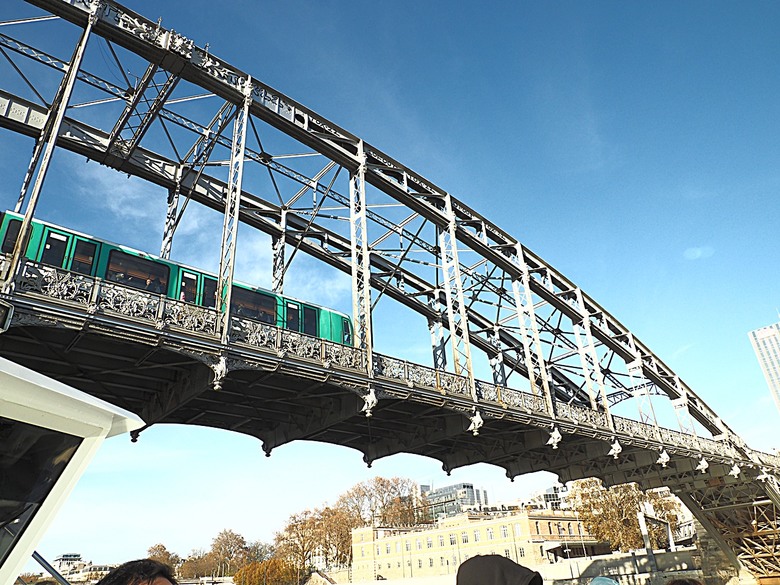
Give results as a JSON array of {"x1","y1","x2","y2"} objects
[
  {"x1": 284, "y1": 300, "x2": 318, "y2": 336},
  {"x1": 285, "y1": 301, "x2": 300, "y2": 332},
  {"x1": 38, "y1": 228, "x2": 69, "y2": 268},
  {"x1": 37, "y1": 228, "x2": 99, "y2": 276},
  {"x1": 202, "y1": 276, "x2": 217, "y2": 308},
  {"x1": 179, "y1": 271, "x2": 199, "y2": 303}
]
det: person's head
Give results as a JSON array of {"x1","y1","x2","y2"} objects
[
  {"x1": 667, "y1": 579, "x2": 703, "y2": 585},
  {"x1": 95, "y1": 559, "x2": 177, "y2": 585},
  {"x1": 456, "y1": 554, "x2": 542, "y2": 585}
]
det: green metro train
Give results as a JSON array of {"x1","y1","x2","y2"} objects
[{"x1": 0, "y1": 210, "x2": 353, "y2": 345}]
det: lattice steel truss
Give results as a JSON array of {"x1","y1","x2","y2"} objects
[{"x1": 0, "y1": 0, "x2": 778, "y2": 577}]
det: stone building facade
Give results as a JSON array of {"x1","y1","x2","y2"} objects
[{"x1": 351, "y1": 508, "x2": 611, "y2": 581}]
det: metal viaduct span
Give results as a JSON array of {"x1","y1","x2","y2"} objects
[{"x1": 0, "y1": 0, "x2": 778, "y2": 580}]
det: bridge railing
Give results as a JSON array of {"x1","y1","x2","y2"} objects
[{"x1": 7, "y1": 259, "x2": 780, "y2": 470}]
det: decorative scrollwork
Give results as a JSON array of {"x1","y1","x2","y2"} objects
[
  {"x1": 373, "y1": 354, "x2": 406, "y2": 380},
  {"x1": 323, "y1": 342, "x2": 364, "y2": 371},
  {"x1": 559, "y1": 402, "x2": 610, "y2": 429},
  {"x1": 230, "y1": 317, "x2": 277, "y2": 349},
  {"x1": 17, "y1": 264, "x2": 94, "y2": 305},
  {"x1": 438, "y1": 372, "x2": 469, "y2": 397},
  {"x1": 163, "y1": 301, "x2": 217, "y2": 335},
  {"x1": 476, "y1": 381, "x2": 499, "y2": 403},
  {"x1": 97, "y1": 282, "x2": 159, "y2": 321},
  {"x1": 280, "y1": 330, "x2": 321, "y2": 360},
  {"x1": 407, "y1": 364, "x2": 437, "y2": 389}
]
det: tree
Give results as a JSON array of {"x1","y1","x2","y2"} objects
[
  {"x1": 336, "y1": 476, "x2": 423, "y2": 526},
  {"x1": 316, "y1": 505, "x2": 358, "y2": 567},
  {"x1": 274, "y1": 510, "x2": 319, "y2": 581},
  {"x1": 210, "y1": 529, "x2": 248, "y2": 576},
  {"x1": 244, "y1": 540, "x2": 274, "y2": 564},
  {"x1": 568, "y1": 478, "x2": 681, "y2": 552},
  {"x1": 147, "y1": 543, "x2": 181, "y2": 569},
  {"x1": 233, "y1": 558, "x2": 297, "y2": 585},
  {"x1": 178, "y1": 549, "x2": 215, "y2": 579}
]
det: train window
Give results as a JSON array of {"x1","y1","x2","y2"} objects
[
  {"x1": 342, "y1": 317, "x2": 352, "y2": 345},
  {"x1": 39, "y1": 231, "x2": 69, "y2": 267},
  {"x1": 71, "y1": 240, "x2": 97, "y2": 275},
  {"x1": 1, "y1": 219, "x2": 21, "y2": 254},
  {"x1": 303, "y1": 306, "x2": 317, "y2": 336},
  {"x1": 179, "y1": 272, "x2": 198, "y2": 303},
  {"x1": 232, "y1": 287, "x2": 276, "y2": 323},
  {"x1": 106, "y1": 250, "x2": 169, "y2": 293},
  {"x1": 286, "y1": 303, "x2": 300, "y2": 331},
  {"x1": 202, "y1": 277, "x2": 217, "y2": 308}
]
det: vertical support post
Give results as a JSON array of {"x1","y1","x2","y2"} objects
[
  {"x1": 672, "y1": 386, "x2": 696, "y2": 436},
  {"x1": 510, "y1": 244, "x2": 554, "y2": 416},
  {"x1": 573, "y1": 288, "x2": 613, "y2": 428},
  {"x1": 439, "y1": 193, "x2": 476, "y2": 401},
  {"x1": 428, "y1": 292, "x2": 447, "y2": 371},
  {"x1": 349, "y1": 141, "x2": 373, "y2": 372},
  {"x1": 636, "y1": 510, "x2": 658, "y2": 572},
  {"x1": 217, "y1": 78, "x2": 251, "y2": 345},
  {"x1": 3, "y1": 14, "x2": 95, "y2": 290},
  {"x1": 489, "y1": 328, "x2": 507, "y2": 388},
  {"x1": 160, "y1": 182, "x2": 180, "y2": 259},
  {"x1": 272, "y1": 209, "x2": 286, "y2": 294}
]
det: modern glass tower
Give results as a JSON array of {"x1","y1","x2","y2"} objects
[{"x1": 748, "y1": 321, "x2": 780, "y2": 416}]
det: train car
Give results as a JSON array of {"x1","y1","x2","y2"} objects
[{"x1": 0, "y1": 211, "x2": 353, "y2": 346}]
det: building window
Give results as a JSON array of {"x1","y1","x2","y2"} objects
[
  {"x1": 440, "y1": 557, "x2": 446, "y2": 566},
  {"x1": 450, "y1": 533, "x2": 456, "y2": 545},
  {"x1": 416, "y1": 539, "x2": 422, "y2": 550},
  {"x1": 547, "y1": 522, "x2": 552, "y2": 534},
  {"x1": 385, "y1": 544, "x2": 391, "y2": 554},
  {"x1": 427, "y1": 537, "x2": 433, "y2": 549},
  {"x1": 568, "y1": 522, "x2": 573, "y2": 535},
  {"x1": 535, "y1": 521, "x2": 540, "y2": 534},
  {"x1": 487, "y1": 528, "x2": 495, "y2": 540},
  {"x1": 473, "y1": 530, "x2": 481, "y2": 542},
  {"x1": 396, "y1": 542, "x2": 400, "y2": 552},
  {"x1": 501, "y1": 525, "x2": 509, "y2": 538},
  {"x1": 438, "y1": 535, "x2": 445, "y2": 547},
  {"x1": 514, "y1": 523, "x2": 522, "y2": 537},
  {"x1": 376, "y1": 546, "x2": 380, "y2": 556},
  {"x1": 418, "y1": 559, "x2": 422, "y2": 569},
  {"x1": 429, "y1": 558, "x2": 434, "y2": 567},
  {"x1": 518, "y1": 547, "x2": 525, "y2": 558},
  {"x1": 405, "y1": 540, "x2": 411, "y2": 551},
  {"x1": 504, "y1": 549, "x2": 511, "y2": 558},
  {"x1": 461, "y1": 532, "x2": 469, "y2": 544},
  {"x1": 361, "y1": 547, "x2": 364, "y2": 557}
]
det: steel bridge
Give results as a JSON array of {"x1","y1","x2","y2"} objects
[{"x1": 0, "y1": 0, "x2": 778, "y2": 581}]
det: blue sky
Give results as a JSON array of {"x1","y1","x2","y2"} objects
[{"x1": 3, "y1": 0, "x2": 779, "y2": 568}]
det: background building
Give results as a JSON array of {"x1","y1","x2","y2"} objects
[
  {"x1": 748, "y1": 321, "x2": 780, "y2": 416},
  {"x1": 351, "y1": 508, "x2": 609, "y2": 582},
  {"x1": 419, "y1": 483, "x2": 489, "y2": 519}
]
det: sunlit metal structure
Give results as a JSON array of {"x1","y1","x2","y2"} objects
[{"x1": 0, "y1": 0, "x2": 778, "y2": 580}]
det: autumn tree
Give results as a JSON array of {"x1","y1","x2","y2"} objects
[
  {"x1": 568, "y1": 478, "x2": 681, "y2": 552},
  {"x1": 210, "y1": 529, "x2": 248, "y2": 576},
  {"x1": 316, "y1": 505, "x2": 358, "y2": 567},
  {"x1": 178, "y1": 549, "x2": 215, "y2": 579},
  {"x1": 336, "y1": 476, "x2": 423, "y2": 526},
  {"x1": 274, "y1": 510, "x2": 319, "y2": 581},
  {"x1": 233, "y1": 557, "x2": 298, "y2": 585},
  {"x1": 147, "y1": 543, "x2": 181, "y2": 569},
  {"x1": 244, "y1": 540, "x2": 274, "y2": 564}
]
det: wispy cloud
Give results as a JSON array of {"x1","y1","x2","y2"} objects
[{"x1": 683, "y1": 246, "x2": 715, "y2": 260}]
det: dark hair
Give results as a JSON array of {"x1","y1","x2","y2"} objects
[{"x1": 95, "y1": 559, "x2": 177, "y2": 585}]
